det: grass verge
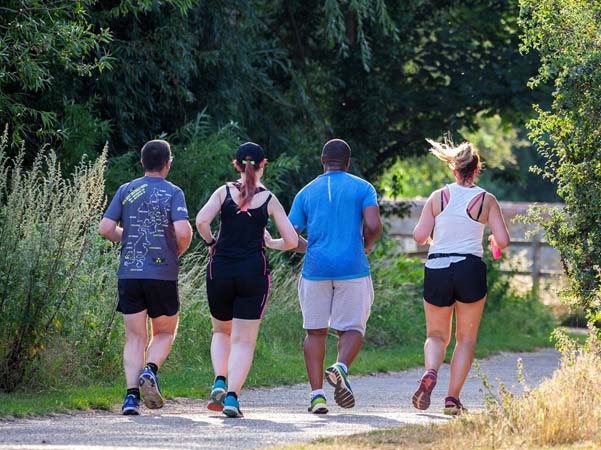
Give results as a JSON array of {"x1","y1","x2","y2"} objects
[{"x1": 0, "y1": 255, "x2": 555, "y2": 417}]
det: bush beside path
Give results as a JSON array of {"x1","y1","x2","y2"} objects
[{"x1": 0, "y1": 348, "x2": 560, "y2": 450}]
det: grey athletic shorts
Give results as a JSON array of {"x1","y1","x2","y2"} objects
[{"x1": 298, "y1": 275, "x2": 374, "y2": 335}]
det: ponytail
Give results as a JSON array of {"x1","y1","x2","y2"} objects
[
  {"x1": 239, "y1": 157, "x2": 258, "y2": 210},
  {"x1": 426, "y1": 138, "x2": 480, "y2": 181}
]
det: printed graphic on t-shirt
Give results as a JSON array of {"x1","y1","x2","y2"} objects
[{"x1": 122, "y1": 186, "x2": 172, "y2": 272}]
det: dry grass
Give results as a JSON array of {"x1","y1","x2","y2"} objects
[{"x1": 281, "y1": 329, "x2": 601, "y2": 450}]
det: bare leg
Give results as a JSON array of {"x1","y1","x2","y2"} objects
[
  {"x1": 211, "y1": 317, "x2": 232, "y2": 378},
  {"x1": 123, "y1": 311, "x2": 148, "y2": 388},
  {"x1": 336, "y1": 330, "x2": 363, "y2": 368},
  {"x1": 304, "y1": 328, "x2": 328, "y2": 390},
  {"x1": 227, "y1": 318, "x2": 261, "y2": 394},
  {"x1": 146, "y1": 313, "x2": 179, "y2": 368},
  {"x1": 423, "y1": 300, "x2": 454, "y2": 372},
  {"x1": 447, "y1": 297, "x2": 486, "y2": 398}
]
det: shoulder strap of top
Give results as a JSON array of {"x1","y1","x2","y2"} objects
[{"x1": 467, "y1": 191, "x2": 486, "y2": 221}]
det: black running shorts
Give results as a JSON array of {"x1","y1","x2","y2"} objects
[
  {"x1": 423, "y1": 255, "x2": 487, "y2": 307},
  {"x1": 206, "y1": 274, "x2": 270, "y2": 321},
  {"x1": 117, "y1": 279, "x2": 179, "y2": 318}
]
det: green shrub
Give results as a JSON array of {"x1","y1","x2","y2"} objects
[
  {"x1": 0, "y1": 129, "x2": 119, "y2": 392},
  {"x1": 519, "y1": 0, "x2": 601, "y2": 324}
]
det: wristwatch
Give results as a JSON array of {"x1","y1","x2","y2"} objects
[{"x1": 204, "y1": 238, "x2": 216, "y2": 247}]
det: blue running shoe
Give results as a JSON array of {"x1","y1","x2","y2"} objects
[
  {"x1": 207, "y1": 379, "x2": 227, "y2": 412},
  {"x1": 139, "y1": 367, "x2": 164, "y2": 409},
  {"x1": 222, "y1": 394, "x2": 243, "y2": 418},
  {"x1": 121, "y1": 394, "x2": 140, "y2": 415},
  {"x1": 325, "y1": 363, "x2": 355, "y2": 408}
]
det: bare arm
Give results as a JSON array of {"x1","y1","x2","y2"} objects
[
  {"x1": 98, "y1": 218, "x2": 123, "y2": 243},
  {"x1": 363, "y1": 205, "x2": 383, "y2": 254},
  {"x1": 195, "y1": 187, "x2": 225, "y2": 244},
  {"x1": 173, "y1": 220, "x2": 193, "y2": 255},
  {"x1": 264, "y1": 195, "x2": 298, "y2": 251},
  {"x1": 487, "y1": 195, "x2": 510, "y2": 249},
  {"x1": 413, "y1": 194, "x2": 435, "y2": 245}
]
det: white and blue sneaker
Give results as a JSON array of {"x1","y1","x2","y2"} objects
[
  {"x1": 222, "y1": 394, "x2": 243, "y2": 418},
  {"x1": 139, "y1": 367, "x2": 164, "y2": 409},
  {"x1": 207, "y1": 379, "x2": 227, "y2": 412},
  {"x1": 121, "y1": 394, "x2": 140, "y2": 415}
]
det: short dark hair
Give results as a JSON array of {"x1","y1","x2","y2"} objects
[
  {"x1": 141, "y1": 140, "x2": 171, "y2": 172},
  {"x1": 322, "y1": 139, "x2": 351, "y2": 165}
]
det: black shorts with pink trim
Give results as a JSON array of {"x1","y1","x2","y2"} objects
[{"x1": 206, "y1": 273, "x2": 270, "y2": 321}]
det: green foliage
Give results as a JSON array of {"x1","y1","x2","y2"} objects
[
  {"x1": 0, "y1": 129, "x2": 119, "y2": 392},
  {"x1": 378, "y1": 112, "x2": 558, "y2": 201},
  {"x1": 103, "y1": 112, "x2": 299, "y2": 214},
  {"x1": 519, "y1": 0, "x2": 601, "y2": 321},
  {"x1": 1, "y1": 0, "x2": 550, "y2": 190},
  {"x1": 0, "y1": 1, "x2": 112, "y2": 147}
]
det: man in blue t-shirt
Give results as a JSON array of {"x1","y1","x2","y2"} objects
[
  {"x1": 99, "y1": 140, "x2": 192, "y2": 415},
  {"x1": 286, "y1": 139, "x2": 382, "y2": 414}
]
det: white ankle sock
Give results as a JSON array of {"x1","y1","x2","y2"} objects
[{"x1": 311, "y1": 389, "x2": 325, "y2": 399}]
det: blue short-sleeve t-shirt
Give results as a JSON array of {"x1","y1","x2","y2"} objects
[
  {"x1": 103, "y1": 176, "x2": 189, "y2": 280},
  {"x1": 288, "y1": 171, "x2": 378, "y2": 280}
]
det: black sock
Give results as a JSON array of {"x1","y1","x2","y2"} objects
[
  {"x1": 215, "y1": 375, "x2": 226, "y2": 383},
  {"x1": 226, "y1": 391, "x2": 238, "y2": 400},
  {"x1": 127, "y1": 388, "x2": 140, "y2": 399},
  {"x1": 147, "y1": 362, "x2": 159, "y2": 375}
]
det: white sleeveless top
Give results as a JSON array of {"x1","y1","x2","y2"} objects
[{"x1": 426, "y1": 183, "x2": 486, "y2": 269}]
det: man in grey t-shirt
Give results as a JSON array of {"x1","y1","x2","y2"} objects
[{"x1": 99, "y1": 140, "x2": 192, "y2": 415}]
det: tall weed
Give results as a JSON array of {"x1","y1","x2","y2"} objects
[
  {"x1": 0, "y1": 129, "x2": 118, "y2": 391},
  {"x1": 451, "y1": 328, "x2": 601, "y2": 448}
]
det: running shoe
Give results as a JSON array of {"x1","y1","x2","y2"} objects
[
  {"x1": 223, "y1": 394, "x2": 244, "y2": 418},
  {"x1": 325, "y1": 364, "x2": 355, "y2": 408},
  {"x1": 308, "y1": 394, "x2": 328, "y2": 414},
  {"x1": 121, "y1": 394, "x2": 140, "y2": 415},
  {"x1": 207, "y1": 379, "x2": 227, "y2": 412},
  {"x1": 139, "y1": 367, "x2": 164, "y2": 409},
  {"x1": 412, "y1": 369, "x2": 437, "y2": 410},
  {"x1": 443, "y1": 396, "x2": 467, "y2": 416}
]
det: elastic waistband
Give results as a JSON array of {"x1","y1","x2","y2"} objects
[{"x1": 427, "y1": 253, "x2": 480, "y2": 260}]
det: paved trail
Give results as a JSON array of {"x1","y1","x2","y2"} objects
[{"x1": 0, "y1": 349, "x2": 560, "y2": 450}]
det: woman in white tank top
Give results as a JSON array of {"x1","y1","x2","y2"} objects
[{"x1": 411, "y1": 138, "x2": 510, "y2": 415}]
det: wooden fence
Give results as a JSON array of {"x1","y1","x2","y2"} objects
[{"x1": 391, "y1": 232, "x2": 563, "y2": 291}]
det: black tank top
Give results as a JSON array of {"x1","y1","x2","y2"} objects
[{"x1": 208, "y1": 184, "x2": 272, "y2": 279}]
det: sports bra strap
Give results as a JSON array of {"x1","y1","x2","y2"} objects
[
  {"x1": 467, "y1": 191, "x2": 486, "y2": 220},
  {"x1": 440, "y1": 188, "x2": 449, "y2": 211}
]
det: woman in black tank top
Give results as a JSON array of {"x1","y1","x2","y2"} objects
[{"x1": 195, "y1": 143, "x2": 298, "y2": 417}]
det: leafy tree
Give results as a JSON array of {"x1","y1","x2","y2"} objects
[
  {"x1": 2, "y1": 0, "x2": 551, "y2": 194},
  {"x1": 0, "y1": 1, "x2": 112, "y2": 150},
  {"x1": 519, "y1": 0, "x2": 601, "y2": 321}
]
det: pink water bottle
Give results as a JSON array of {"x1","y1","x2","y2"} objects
[{"x1": 488, "y1": 235, "x2": 502, "y2": 259}]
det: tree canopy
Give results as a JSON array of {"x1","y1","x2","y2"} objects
[{"x1": 1, "y1": 1, "x2": 547, "y2": 183}]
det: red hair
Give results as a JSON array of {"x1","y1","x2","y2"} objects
[{"x1": 233, "y1": 157, "x2": 265, "y2": 210}]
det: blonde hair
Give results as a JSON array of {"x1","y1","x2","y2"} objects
[{"x1": 426, "y1": 137, "x2": 480, "y2": 179}]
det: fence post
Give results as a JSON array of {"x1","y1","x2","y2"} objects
[{"x1": 531, "y1": 234, "x2": 541, "y2": 292}]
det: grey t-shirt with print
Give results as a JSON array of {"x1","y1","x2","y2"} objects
[{"x1": 103, "y1": 176, "x2": 189, "y2": 280}]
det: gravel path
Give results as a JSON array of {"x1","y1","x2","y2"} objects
[{"x1": 0, "y1": 348, "x2": 560, "y2": 450}]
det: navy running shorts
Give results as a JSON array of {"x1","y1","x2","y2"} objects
[
  {"x1": 423, "y1": 255, "x2": 487, "y2": 307},
  {"x1": 117, "y1": 279, "x2": 179, "y2": 318},
  {"x1": 206, "y1": 274, "x2": 270, "y2": 321}
]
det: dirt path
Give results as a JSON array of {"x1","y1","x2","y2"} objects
[{"x1": 0, "y1": 348, "x2": 560, "y2": 450}]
